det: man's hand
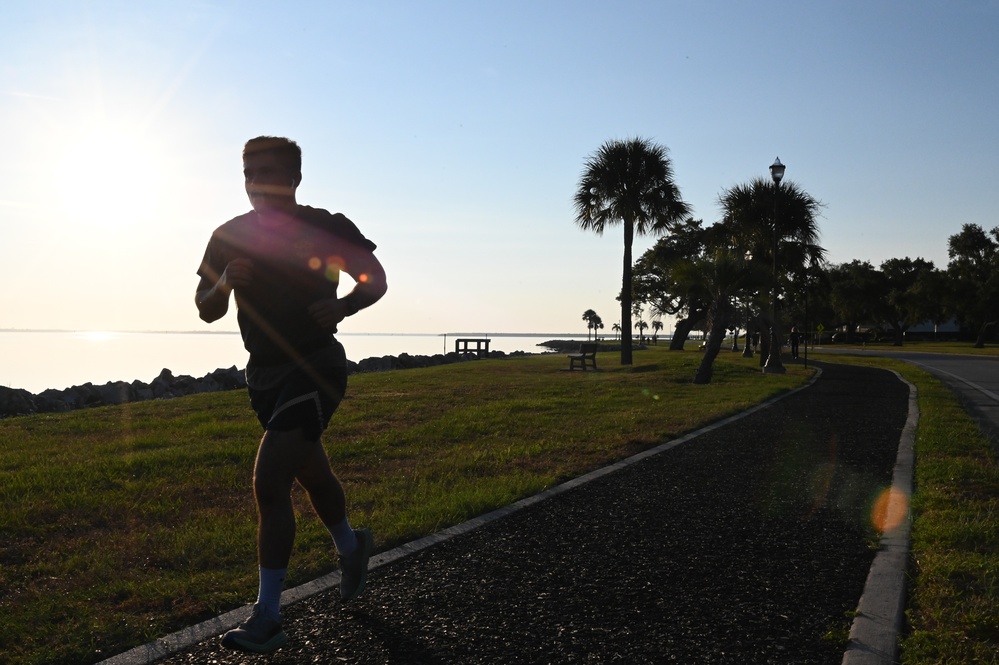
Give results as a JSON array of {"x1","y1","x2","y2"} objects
[
  {"x1": 219, "y1": 258, "x2": 254, "y2": 294},
  {"x1": 196, "y1": 258, "x2": 253, "y2": 323},
  {"x1": 308, "y1": 298, "x2": 349, "y2": 333}
]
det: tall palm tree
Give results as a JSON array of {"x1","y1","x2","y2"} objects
[
  {"x1": 717, "y1": 177, "x2": 825, "y2": 370},
  {"x1": 574, "y1": 138, "x2": 691, "y2": 364},
  {"x1": 612, "y1": 322, "x2": 622, "y2": 340},
  {"x1": 651, "y1": 319, "x2": 664, "y2": 344}
]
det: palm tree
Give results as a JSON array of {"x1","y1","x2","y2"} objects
[
  {"x1": 717, "y1": 177, "x2": 825, "y2": 370},
  {"x1": 634, "y1": 319, "x2": 649, "y2": 344},
  {"x1": 612, "y1": 322, "x2": 622, "y2": 340},
  {"x1": 574, "y1": 138, "x2": 691, "y2": 364},
  {"x1": 651, "y1": 319, "x2": 664, "y2": 344},
  {"x1": 582, "y1": 309, "x2": 598, "y2": 340}
]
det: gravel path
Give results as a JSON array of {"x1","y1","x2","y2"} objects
[{"x1": 158, "y1": 361, "x2": 909, "y2": 664}]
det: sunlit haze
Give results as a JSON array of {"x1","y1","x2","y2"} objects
[{"x1": 2, "y1": 1, "x2": 997, "y2": 336}]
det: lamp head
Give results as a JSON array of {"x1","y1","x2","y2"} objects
[{"x1": 770, "y1": 157, "x2": 786, "y2": 185}]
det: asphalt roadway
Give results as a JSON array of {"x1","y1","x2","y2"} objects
[
  {"x1": 99, "y1": 359, "x2": 920, "y2": 665},
  {"x1": 815, "y1": 346, "x2": 999, "y2": 450}
]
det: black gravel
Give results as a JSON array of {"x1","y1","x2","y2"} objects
[{"x1": 159, "y1": 361, "x2": 909, "y2": 664}]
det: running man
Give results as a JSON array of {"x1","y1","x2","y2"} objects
[{"x1": 195, "y1": 136, "x2": 388, "y2": 653}]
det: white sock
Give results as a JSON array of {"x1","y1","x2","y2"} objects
[
  {"x1": 329, "y1": 517, "x2": 358, "y2": 557},
  {"x1": 256, "y1": 567, "x2": 286, "y2": 621}
]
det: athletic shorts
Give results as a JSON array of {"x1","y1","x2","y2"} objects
[{"x1": 247, "y1": 359, "x2": 348, "y2": 441}]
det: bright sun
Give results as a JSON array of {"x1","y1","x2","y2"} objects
[{"x1": 57, "y1": 125, "x2": 161, "y2": 229}]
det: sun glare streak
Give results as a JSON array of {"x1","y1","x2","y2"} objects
[{"x1": 56, "y1": 125, "x2": 161, "y2": 229}]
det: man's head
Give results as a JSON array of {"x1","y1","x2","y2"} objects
[{"x1": 242, "y1": 136, "x2": 303, "y2": 215}]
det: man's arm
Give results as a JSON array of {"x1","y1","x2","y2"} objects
[
  {"x1": 308, "y1": 251, "x2": 388, "y2": 332},
  {"x1": 195, "y1": 258, "x2": 254, "y2": 323}
]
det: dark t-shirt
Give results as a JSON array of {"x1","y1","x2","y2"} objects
[{"x1": 198, "y1": 205, "x2": 376, "y2": 367}]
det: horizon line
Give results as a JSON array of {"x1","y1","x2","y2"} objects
[{"x1": 0, "y1": 328, "x2": 602, "y2": 338}]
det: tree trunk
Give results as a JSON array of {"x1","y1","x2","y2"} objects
[
  {"x1": 621, "y1": 220, "x2": 634, "y2": 365},
  {"x1": 693, "y1": 310, "x2": 730, "y2": 384},
  {"x1": 670, "y1": 316, "x2": 696, "y2": 350},
  {"x1": 767, "y1": 319, "x2": 785, "y2": 369},
  {"x1": 742, "y1": 325, "x2": 755, "y2": 358}
]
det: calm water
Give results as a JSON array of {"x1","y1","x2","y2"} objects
[{"x1": 0, "y1": 331, "x2": 592, "y2": 394}]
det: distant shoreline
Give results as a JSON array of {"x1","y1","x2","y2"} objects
[
  {"x1": 0, "y1": 329, "x2": 596, "y2": 338},
  {"x1": 0, "y1": 331, "x2": 639, "y2": 394}
]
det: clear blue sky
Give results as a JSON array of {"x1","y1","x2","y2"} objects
[{"x1": 2, "y1": 1, "x2": 996, "y2": 335}]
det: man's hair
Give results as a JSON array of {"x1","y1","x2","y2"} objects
[{"x1": 242, "y1": 136, "x2": 302, "y2": 174}]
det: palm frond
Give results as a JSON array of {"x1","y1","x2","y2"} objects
[{"x1": 573, "y1": 137, "x2": 690, "y2": 237}]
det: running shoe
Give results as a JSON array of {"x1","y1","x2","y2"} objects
[
  {"x1": 220, "y1": 604, "x2": 287, "y2": 653},
  {"x1": 340, "y1": 527, "x2": 373, "y2": 601}
]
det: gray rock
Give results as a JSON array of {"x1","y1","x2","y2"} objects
[
  {"x1": 0, "y1": 386, "x2": 37, "y2": 416},
  {"x1": 0, "y1": 347, "x2": 531, "y2": 417}
]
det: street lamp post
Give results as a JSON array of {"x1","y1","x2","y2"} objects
[{"x1": 763, "y1": 157, "x2": 787, "y2": 375}]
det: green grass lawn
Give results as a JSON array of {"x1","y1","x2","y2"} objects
[{"x1": 0, "y1": 343, "x2": 995, "y2": 663}]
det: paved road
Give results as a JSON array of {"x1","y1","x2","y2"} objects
[{"x1": 815, "y1": 347, "x2": 999, "y2": 446}]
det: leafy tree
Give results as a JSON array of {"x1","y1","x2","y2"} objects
[
  {"x1": 947, "y1": 224, "x2": 999, "y2": 347},
  {"x1": 909, "y1": 266, "x2": 953, "y2": 340},
  {"x1": 827, "y1": 260, "x2": 883, "y2": 341},
  {"x1": 632, "y1": 218, "x2": 710, "y2": 350},
  {"x1": 788, "y1": 263, "x2": 834, "y2": 348},
  {"x1": 574, "y1": 138, "x2": 691, "y2": 364},
  {"x1": 677, "y1": 249, "x2": 767, "y2": 383},
  {"x1": 877, "y1": 257, "x2": 937, "y2": 346}
]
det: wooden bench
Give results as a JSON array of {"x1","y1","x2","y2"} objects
[
  {"x1": 567, "y1": 342, "x2": 598, "y2": 371},
  {"x1": 455, "y1": 338, "x2": 490, "y2": 358}
]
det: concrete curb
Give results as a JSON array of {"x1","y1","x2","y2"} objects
[
  {"x1": 841, "y1": 370, "x2": 918, "y2": 664},
  {"x1": 99, "y1": 368, "x2": 830, "y2": 665}
]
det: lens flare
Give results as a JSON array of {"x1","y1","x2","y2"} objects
[
  {"x1": 308, "y1": 257, "x2": 322, "y2": 270},
  {"x1": 324, "y1": 255, "x2": 345, "y2": 282},
  {"x1": 871, "y1": 487, "x2": 908, "y2": 533}
]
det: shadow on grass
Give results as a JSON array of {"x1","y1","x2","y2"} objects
[{"x1": 620, "y1": 364, "x2": 660, "y2": 374}]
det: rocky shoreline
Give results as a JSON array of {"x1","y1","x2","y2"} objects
[{"x1": 0, "y1": 343, "x2": 591, "y2": 418}]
